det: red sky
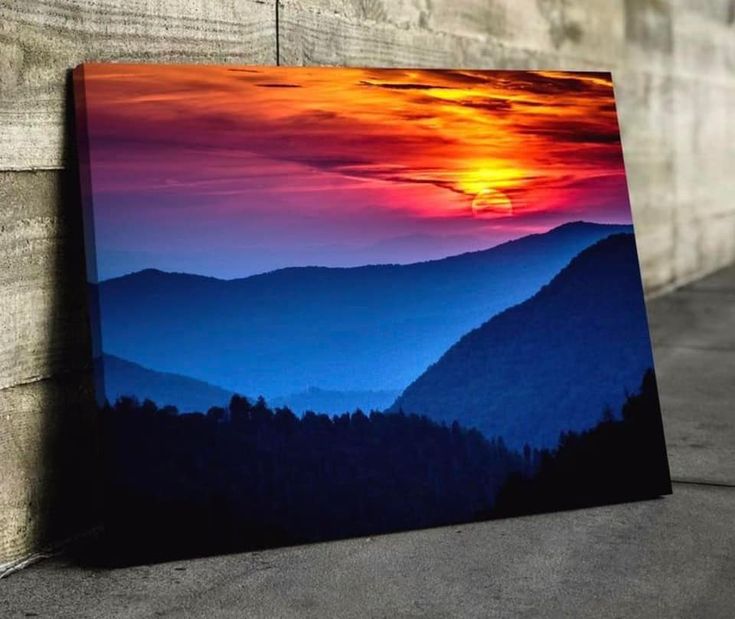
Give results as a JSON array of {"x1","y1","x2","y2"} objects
[{"x1": 77, "y1": 65, "x2": 633, "y2": 280}]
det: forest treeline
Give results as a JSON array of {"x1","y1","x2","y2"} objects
[
  {"x1": 103, "y1": 396, "x2": 524, "y2": 562},
  {"x1": 491, "y1": 369, "x2": 671, "y2": 517},
  {"x1": 101, "y1": 369, "x2": 669, "y2": 563}
]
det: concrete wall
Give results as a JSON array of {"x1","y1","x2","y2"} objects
[{"x1": 1, "y1": 0, "x2": 733, "y2": 570}]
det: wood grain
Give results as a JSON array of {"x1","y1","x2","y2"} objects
[
  {"x1": 281, "y1": 0, "x2": 625, "y2": 63},
  {"x1": 0, "y1": 372, "x2": 98, "y2": 572},
  {"x1": 0, "y1": 0, "x2": 276, "y2": 170},
  {"x1": 278, "y1": 0, "x2": 608, "y2": 70},
  {"x1": 0, "y1": 168, "x2": 97, "y2": 570},
  {"x1": 0, "y1": 171, "x2": 92, "y2": 391}
]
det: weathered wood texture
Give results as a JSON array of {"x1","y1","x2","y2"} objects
[
  {"x1": 0, "y1": 167, "x2": 100, "y2": 573},
  {"x1": 0, "y1": 372, "x2": 98, "y2": 569},
  {"x1": 0, "y1": 171, "x2": 91, "y2": 391},
  {"x1": 1, "y1": 0, "x2": 734, "y2": 569},
  {"x1": 0, "y1": 0, "x2": 276, "y2": 169},
  {"x1": 0, "y1": 0, "x2": 277, "y2": 570}
]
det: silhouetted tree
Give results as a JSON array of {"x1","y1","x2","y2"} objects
[
  {"x1": 229, "y1": 394, "x2": 251, "y2": 425},
  {"x1": 100, "y1": 368, "x2": 669, "y2": 565},
  {"x1": 101, "y1": 394, "x2": 523, "y2": 562},
  {"x1": 207, "y1": 406, "x2": 226, "y2": 423},
  {"x1": 159, "y1": 404, "x2": 178, "y2": 417},
  {"x1": 141, "y1": 398, "x2": 158, "y2": 417},
  {"x1": 491, "y1": 369, "x2": 671, "y2": 517}
]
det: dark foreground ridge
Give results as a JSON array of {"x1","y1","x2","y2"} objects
[
  {"x1": 101, "y1": 368, "x2": 669, "y2": 565},
  {"x1": 491, "y1": 369, "x2": 672, "y2": 517}
]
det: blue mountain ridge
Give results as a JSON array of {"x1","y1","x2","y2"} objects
[
  {"x1": 101, "y1": 354, "x2": 235, "y2": 413},
  {"x1": 96, "y1": 221, "x2": 632, "y2": 412},
  {"x1": 101, "y1": 352, "x2": 401, "y2": 416},
  {"x1": 391, "y1": 233, "x2": 656, "y2": 449}
]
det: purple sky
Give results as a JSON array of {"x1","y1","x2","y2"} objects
[{"x1": 77, "y1": 65, "x2": 634, "y2": 280}]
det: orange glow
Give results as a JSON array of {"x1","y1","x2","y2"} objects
[
  {"x1": 472, "y1": 188, "x2": 514, "y2": 217},
  {"x1": 79, "y1": 65, "x2": 627, "y2": 224}
]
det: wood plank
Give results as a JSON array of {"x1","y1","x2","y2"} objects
[
  {"x1": 614, "y1": 68, "x2": 677, "y2": 291},
  {"x1": 669, "y1": 73, "x2": 735, "y2": 283},
  {"x1": 282, "y1": 0, "x2": 624, "y2": 63},
  {"x1": 0, "y1": 372, "x2": 98, "y2": 569},
  {"x1": 0, "y1": 170, "x2": 92, "y2": 391},
  {"x1": 624, "y1": 0, "x2": 673, "y2": 70},
  {"x1": 673, "y1": 1, "x2": 735, "y2": 82},
  {"x1": 671, "y1": 77, "x2": 735, "y2": 219},
  {"x1": 667, "y1": 3, "x2": 735, "y2": 284},
  {"x1": 0, "y1": 0, "x2": 276, "y2": 170},
  {"x1": 2, "y1": 484, "x2": 734, "y2": 616},
  {"x1": 278, "y1": 0, "x2": 605, "y2": 70}
]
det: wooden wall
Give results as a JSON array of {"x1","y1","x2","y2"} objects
[{"x1": 1, "y1": 0, "x2": 733, "y2": 570}]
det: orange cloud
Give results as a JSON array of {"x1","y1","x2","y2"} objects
[{"x1": 78, "y1": 64, "x2": 627, "y2": 222}]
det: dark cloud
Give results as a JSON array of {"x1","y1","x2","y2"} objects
[
  {"x1": 513, "y1": 100, "x2": 546, "y2": 108},
  {"x1": 416, "y1": 70, "x2": 613, "y2": 98},
  {"x1": 513, "y1": 75, "x2": 598, "y2": 95},
  {"x1": 428, "y1": 70, "x2": 492, "y2": 86},
  {"x1": 285, "y1": 109, "x2": 340, "y2": 123},
  {"x1": 513, "y1": 100, "x2": 578, "y2": 109},
  {"x1": 458, "y1": 98, "x2": 513, "y2": 113},
  {"x1": 362, "y1": 69, "x2": 415, "y2": 80},
  {"x1": 489, "y1": 72, "x2": 613, "y2": 98},
  {"x1": 399, "y1": 112, "x2": 438, "y2": 121},
  {"x1": 255, "y1": 83, "x2": 303, "y2": 88},
  {"x1": 360, "y1": 80, "x2": 451, "y2": 91},
  {"x1": 560, "y1": 130, "x2": 620, "y2": 144},
  {"x1": 513, "y1": 117, "x2": 621, "y2": 145},
  {"x1": 381, "y1": 174, "x2": 469, "y2": 196},
  {"x1": 293, "y1": 156, "x2": 369, "y2": 168}
]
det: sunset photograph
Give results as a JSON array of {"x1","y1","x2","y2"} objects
[
  {"x1": 78, "y1": 65, "x2": 631, "y2": 279},
  {"x1": 7, "y1": 1, "x2": 735, "y2": 614},
  {"x1": 74, "y1": 65, "x2": 670, "y2": 561}
]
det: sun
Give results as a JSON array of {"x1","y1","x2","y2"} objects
[{"x1": 471, "y1": 188, "x2": 513, "y2": 217}]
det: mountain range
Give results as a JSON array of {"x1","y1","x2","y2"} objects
[
  {"x1": 101, "y1": 354, "x2": 235, "y2": 413},
  {"x1": 391, "y1": 234, "x2": 655, "y2": 448},
  {"x1": 97, "y1": 221, "x2": 631, "y2": 411}
]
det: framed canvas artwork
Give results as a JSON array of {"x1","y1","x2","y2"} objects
[{"x1": 73, "y1": 65, "x2": 671, "y2": 562}]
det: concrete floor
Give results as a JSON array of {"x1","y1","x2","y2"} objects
[{"x1": 2, "y1": 266, "x2": 734, "y2": 618}]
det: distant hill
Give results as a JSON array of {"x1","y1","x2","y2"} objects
[
  {"x1": 391, "y1": 234, "x2": 656, "y2": 449},
  {"x1": 97, "y1": 222, "x2": 632, "y2": 408},
  {"x1": 102, "y1": 354, "x2": 234, "y2": 413}
]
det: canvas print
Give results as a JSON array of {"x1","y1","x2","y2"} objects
[{"x1": 74, "y1": 64, "x2": 671, "y2": 561}]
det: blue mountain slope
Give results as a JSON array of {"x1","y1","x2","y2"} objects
[
  {"x1": 391, "y1": 234, "x2": 657, "y2": 449},
  {"x1": 96, "y1": 222, "x2": 631, "y2": 408},
  {"x1": 102, "y1": 354, "x2": 235, "y2": 413}
]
